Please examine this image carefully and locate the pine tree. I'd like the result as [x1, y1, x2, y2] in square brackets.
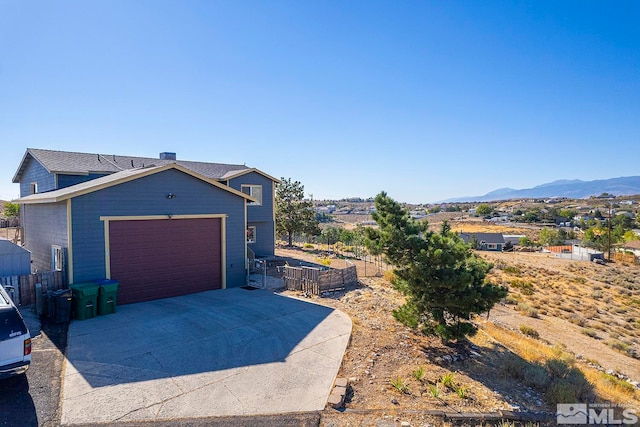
[275, 178, 320, 246]
[366, 192, 507, 341]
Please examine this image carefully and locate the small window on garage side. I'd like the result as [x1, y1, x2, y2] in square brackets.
[52, 245, 63, 271]
[247, 226, 256, 244]
[241, 185, 262, 206]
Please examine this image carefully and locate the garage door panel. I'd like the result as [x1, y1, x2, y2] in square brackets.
[109, 218, 222, 304]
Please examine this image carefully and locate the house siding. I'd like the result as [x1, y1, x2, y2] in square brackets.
[228, 172, 275, 257]
[69, 169, 247, 287]
[19, 159, 56, 197]
[57, 173, 110, 190]
[22, 202, 68, 272]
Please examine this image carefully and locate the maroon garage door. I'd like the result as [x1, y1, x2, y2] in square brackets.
[109, 218, 222, 304]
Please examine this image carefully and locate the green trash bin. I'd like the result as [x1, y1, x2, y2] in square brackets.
[96, 279, 118, 315]
[70, 283, 99, 320]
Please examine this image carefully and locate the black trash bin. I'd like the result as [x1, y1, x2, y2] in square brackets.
[54, 289, 72, 323]
[47, 289, 72, 323]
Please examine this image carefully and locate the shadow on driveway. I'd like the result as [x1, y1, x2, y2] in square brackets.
[62, 288, 351, 424]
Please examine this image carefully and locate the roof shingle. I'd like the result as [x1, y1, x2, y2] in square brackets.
[13, 148, 252, 183]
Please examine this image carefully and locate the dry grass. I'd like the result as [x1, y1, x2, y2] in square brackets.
[477, 322, 639, 405]
[483, 251, 640, 356]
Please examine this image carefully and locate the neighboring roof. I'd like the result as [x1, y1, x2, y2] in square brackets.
[12, 148, 278, 183]
[15, 164, 256, 205]
[619, 240, 640, 250]
[220, 167, 281, 184]
[459, 232, 505, 244]
[0, 239, 30, 255]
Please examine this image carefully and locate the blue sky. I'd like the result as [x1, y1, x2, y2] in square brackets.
[1, 1, 638, 203]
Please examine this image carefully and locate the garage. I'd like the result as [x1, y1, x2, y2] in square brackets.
[108, 217, 223, 304]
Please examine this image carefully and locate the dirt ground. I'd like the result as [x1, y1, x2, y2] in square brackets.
[276, 246, 548, 426]
[274, 244, 640, 427]
[0, 227, 20, 242]
[481, 251, 640, 383]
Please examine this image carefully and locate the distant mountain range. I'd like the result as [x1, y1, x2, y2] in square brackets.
[441, 176, 640, 203]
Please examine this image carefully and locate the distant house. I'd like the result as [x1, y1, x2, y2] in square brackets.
[458, 232, 505, 251]
[503, 235, 526, 246]
[12, 148, 279, 304]
[489, 215, 510, 223]
[616, 240, 640, 258]
[410, 210, 426, 219]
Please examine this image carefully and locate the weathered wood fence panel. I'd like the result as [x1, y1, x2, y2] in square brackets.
[0, 271, 66, 306]
[284, 265, 358, 296]
[614, 252, 639, 265]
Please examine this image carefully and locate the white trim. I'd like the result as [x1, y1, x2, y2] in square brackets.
[66, 199, 74, 284]
[51, 245, 63, 271]
[241, 184, 263, 206]
[17, 164, 257, 204]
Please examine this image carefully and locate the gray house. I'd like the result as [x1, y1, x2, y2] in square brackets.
[12, 148, 279, 304]
[459, 232, 505, 251]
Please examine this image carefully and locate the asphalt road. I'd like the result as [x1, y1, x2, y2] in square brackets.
[0, 316, 68, 427]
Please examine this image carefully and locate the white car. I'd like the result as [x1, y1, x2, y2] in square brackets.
[0, 285, 31, 378]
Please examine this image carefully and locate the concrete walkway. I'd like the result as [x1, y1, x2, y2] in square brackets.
[61, 288, 351, 425]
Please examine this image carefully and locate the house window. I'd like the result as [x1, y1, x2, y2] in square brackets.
[30, 182, 38, 194]
[247, 226, 256, 244]
[52, 245, 63, 271]
[241, 185, 262, 206]
[487, 243, 497, 250]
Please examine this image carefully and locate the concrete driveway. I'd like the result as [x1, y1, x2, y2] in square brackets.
[61, 288, 351, 425]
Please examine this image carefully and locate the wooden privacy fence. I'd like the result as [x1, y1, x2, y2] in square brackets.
[0, 271, 66, 306]
[614, 252, 639, 265]
[284, 265, 358, 295]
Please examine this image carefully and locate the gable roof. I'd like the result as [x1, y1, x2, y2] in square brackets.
[459, 232, 505, 244]
[13, 148, 278, 183]
[220, 167, 281, 184]
[15, 163, 256, 205]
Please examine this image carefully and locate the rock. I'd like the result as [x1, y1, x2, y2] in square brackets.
[327, 392, 344, 409]
[334, 378, 348, 388]
[391, 398, 399, 405]
[348, 376, 358, 383]
[401, 422, 411, 427]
